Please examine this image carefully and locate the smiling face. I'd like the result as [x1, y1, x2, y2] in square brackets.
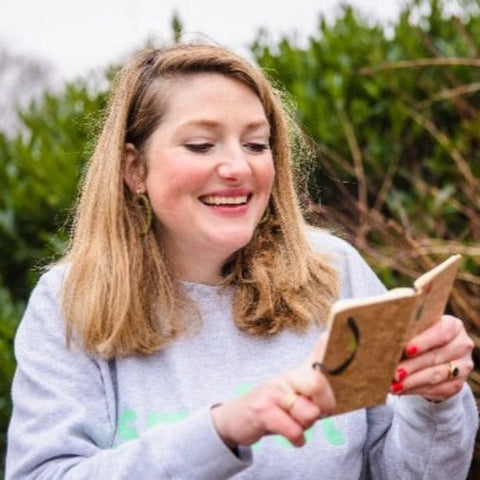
[125, 73, 275, 282]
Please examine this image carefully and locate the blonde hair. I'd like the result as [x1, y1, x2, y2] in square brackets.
[61, 42, 339, 358]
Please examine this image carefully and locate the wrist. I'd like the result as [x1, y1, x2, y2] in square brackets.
[210, 403, 238, 450]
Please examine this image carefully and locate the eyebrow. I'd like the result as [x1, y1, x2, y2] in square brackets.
[178, 119, 270, 132]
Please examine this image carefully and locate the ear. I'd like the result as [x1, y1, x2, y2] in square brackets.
[124, 143, 146, 194]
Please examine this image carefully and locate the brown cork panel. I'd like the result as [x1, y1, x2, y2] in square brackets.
[409, 254, 462, 337]
[321, 254, 461, 415]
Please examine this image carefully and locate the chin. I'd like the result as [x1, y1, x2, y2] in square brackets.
[214, 229, 256, 253]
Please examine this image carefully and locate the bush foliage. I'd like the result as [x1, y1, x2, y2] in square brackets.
[1, 0, 479, 475]
[252, 0, 480, 473]
[0, 79, 107, 470]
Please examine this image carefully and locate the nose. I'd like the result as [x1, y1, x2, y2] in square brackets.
[216, 143, 252, 181]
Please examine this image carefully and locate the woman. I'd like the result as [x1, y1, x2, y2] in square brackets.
[6, 42, 477, 479]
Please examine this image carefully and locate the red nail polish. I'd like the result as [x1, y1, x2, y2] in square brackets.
[397, 368, 408, 381]
[406, 345, 418, 357]
[391, 382, 404, 393]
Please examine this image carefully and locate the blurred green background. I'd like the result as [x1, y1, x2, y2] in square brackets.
[1, 0, 479, 476]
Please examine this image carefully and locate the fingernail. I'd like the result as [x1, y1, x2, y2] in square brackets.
[397, 368, 408, 381]
[391, 382, 404, 393]
[406, 345, 418, 357]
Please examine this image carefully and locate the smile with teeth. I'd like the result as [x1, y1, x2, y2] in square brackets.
[200, 195, 250, 206]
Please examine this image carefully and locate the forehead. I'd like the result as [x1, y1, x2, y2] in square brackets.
[160, 73, 267, 121]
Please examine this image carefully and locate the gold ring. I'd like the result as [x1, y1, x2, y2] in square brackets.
[282, 391, 298, 412]
[448, 361, 460, 379]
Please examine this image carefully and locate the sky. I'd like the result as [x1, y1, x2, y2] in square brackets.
[1, 0, 405, 81]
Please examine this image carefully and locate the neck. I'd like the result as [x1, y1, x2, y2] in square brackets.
[175, 259, 224, 285]
[157, 229, 237, 285]
[165, 245, 229, 285]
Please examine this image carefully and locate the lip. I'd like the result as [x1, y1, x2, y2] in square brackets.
[198, 188, 253, 216]
[198, 188, 252, 205]
[202, 202, 250, 217]
[199, 188, 252, 198]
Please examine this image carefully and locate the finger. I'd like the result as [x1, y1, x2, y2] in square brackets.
[398, 359, 467, 390]
[401, 378, 464, 401]
[263, 404, 307, 447]
[229, 382, 309, 447]
[397, 327, 474, 379]
[391, 357, 473, 399]
[286, 365, 336, 416]
[404, 315, 463, 358]
[287, 395, 323, 429]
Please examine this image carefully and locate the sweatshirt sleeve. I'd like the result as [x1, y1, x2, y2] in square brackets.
[311, 232, 478, 478]
[362, 386, 478, 479]
[6, 269, 252, 480]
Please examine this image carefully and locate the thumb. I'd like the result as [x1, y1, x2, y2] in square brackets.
[308, 331, 329, 364]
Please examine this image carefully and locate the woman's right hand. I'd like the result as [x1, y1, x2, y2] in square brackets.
[210, 336, 336, 449]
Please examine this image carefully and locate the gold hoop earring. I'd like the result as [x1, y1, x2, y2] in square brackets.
[136, 192, 152, 236]
[258, 206, 271, 225]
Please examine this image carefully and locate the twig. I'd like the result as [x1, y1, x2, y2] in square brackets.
[360, 57, 480, 76]
[419, 82, 480, 110]
[401, 102, 480, 207]
[336, 107, 368, 218]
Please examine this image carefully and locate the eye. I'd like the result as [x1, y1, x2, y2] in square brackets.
[184, 143, 214, 153]
[244, 142, 270, 153]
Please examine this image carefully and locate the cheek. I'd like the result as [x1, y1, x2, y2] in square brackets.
[177, 164, 213, 192]
[146, 163, 210, 200]
[258, 159, 275, 193]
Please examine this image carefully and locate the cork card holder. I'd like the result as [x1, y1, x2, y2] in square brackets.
[317, 254, 461, 415]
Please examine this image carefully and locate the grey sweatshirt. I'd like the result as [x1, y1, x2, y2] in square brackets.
[6, 231, 478, 479]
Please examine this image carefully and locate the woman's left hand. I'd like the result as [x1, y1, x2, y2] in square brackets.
[391, 315, 474, 401]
